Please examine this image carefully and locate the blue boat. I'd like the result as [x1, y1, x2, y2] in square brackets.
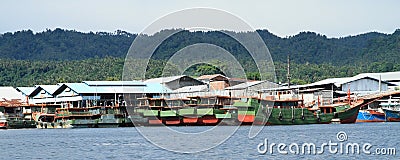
[356, 110, 385, 122]
[382, 108, 400, 122]
[381, 101, 400, 122]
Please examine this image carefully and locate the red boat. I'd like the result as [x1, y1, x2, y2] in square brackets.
[0, 112, 8, 129]
[368, 109, 385, 116]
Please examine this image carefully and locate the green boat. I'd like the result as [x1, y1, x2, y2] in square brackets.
[239, 98, 363, 125]
[329, 100, 364, 124]
[7, 117, 36, 129]
[53, 108, 97, 128]
[233, 98, 259, 124]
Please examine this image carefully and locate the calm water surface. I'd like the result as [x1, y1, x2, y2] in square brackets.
[1, 123, 399, 160]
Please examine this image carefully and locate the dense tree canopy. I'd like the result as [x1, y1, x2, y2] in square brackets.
[0, 28, 399, 87]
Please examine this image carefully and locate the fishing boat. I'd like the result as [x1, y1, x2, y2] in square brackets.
[264, 98, 335, 125]
[35, 107, 98, 129]
[382, 108, 400, 122]
[187, 96, 234, 125]
[89, 106, 124, 128]
[356, 109, 385, 122]
[179, 107, 198, 124]
[7, 117, 36, 129]
[33, 104, 68, 129]
[0, 112, 7, 129]
[381, 101, 400, 122]
[133, 97, 165, 125]
[161, 98, 190, 125]
[97, 114, 120, 128]
[218, 105, 238, 126]
[0, 105, 38, 129]
[232, 97, 258, 124]
[62, 108, 97, 128]
[34, 112, 58, 129]
[326, 100, 364, 124]
[238, 97, 363, 125]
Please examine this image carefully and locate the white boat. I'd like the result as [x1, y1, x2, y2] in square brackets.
[34, 113, 72, 129]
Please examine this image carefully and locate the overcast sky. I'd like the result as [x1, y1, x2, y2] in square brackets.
[1, 0, 399, 37]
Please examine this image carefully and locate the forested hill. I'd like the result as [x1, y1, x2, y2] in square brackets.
[1, 28, 400, 64]
[0, 29, 135, 60]
[0, 28, 399, 86]
[0, 28, 400, 65]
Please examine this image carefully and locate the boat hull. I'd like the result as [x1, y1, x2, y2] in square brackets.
[383, 108, 400, 122]
[238, 114, 255, 123]
[182, 117, 198, 124]
[356, 110, 385, 122]
[69, 119, 97, 128]
[148, 119, 163, 125]
[98, 114, 121, 128]
[266, 108, 334, 125]
[97, 123, 119, 128]
[0, 112, 8, 129]
[200, 115, 219, 124]
[36, 121, 72, 129]
[163, 117, 181, 125]
[0, 122, 7, 129]
[7, 120, 36, 129]
[335, 104, 361, 124]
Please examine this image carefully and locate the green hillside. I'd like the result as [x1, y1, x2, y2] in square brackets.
[0, 28, 399, 86]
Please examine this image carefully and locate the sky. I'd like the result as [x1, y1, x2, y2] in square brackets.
[1, 0, 400, 38]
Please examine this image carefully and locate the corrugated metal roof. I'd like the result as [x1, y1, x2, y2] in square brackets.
[59, 82, 171, 94]
[197, 74, 228, 81]
[261, 75, 397, 92]
[226, 81, 276, 90]
[307, 75, 396, 87]
[83, 81, 144, 86]
[356, 72, 400, 82]
[58, 83, 91, 94]
[144, 75, 186, 83]
[0, 87, 26, 101]
[391, 82, 400, 86]
[144, 83, 172, 93]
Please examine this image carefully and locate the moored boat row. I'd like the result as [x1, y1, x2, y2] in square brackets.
[129, 94, 364, 126]
[2, 90, 400, 129]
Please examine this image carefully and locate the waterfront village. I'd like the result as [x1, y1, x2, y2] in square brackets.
[1, 71, 400, 129]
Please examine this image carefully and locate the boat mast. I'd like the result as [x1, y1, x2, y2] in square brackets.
[287, 54, 291, 89]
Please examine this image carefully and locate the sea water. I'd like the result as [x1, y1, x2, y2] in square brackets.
[1, 123, 398, 159]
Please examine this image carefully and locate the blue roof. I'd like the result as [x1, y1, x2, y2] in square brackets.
[144, 83, 172, 93]
[60, 83, 102, 94]
[59, 82, 171, 94]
